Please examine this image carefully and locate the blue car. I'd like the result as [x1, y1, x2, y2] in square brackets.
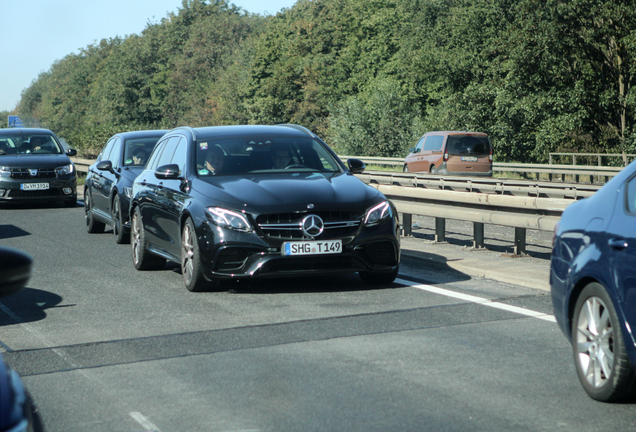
[0, 247, 43, 431]
[551, 161, 636, 402]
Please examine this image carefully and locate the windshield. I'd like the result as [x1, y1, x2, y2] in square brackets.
[0, 133, 64, 155]
[123, 137, 162, 167]
[195, 136, 342, 176]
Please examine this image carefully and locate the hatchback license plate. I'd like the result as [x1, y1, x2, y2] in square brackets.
[461, 156, 478, 162]
[20, 183, 49, 191]
[283, 240, 342, 256]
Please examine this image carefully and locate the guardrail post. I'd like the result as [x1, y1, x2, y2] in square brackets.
[514, 228, 527, 255]
[473, 223, 485, 249]
[435, 218, 446, 242]
[402, 213, 412, 236]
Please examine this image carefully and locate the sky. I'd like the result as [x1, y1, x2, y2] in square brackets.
[0, 0, 297, 113]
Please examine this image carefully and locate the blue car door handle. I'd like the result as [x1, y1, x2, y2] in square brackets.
[609, 238, 629, 250]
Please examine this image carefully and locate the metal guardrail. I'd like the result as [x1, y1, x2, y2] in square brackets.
[356, 171, 597, 255]
[340, 155, 623, 183]
[71, 157, 93, 174]
[549, 152, 636, 167]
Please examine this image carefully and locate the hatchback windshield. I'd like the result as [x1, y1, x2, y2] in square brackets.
[0, 134, 63, 155]
[195, 135, 342, 176]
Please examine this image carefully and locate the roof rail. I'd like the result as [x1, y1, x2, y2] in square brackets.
[276, 123, 315, 137]
[171, 126, 198, 138]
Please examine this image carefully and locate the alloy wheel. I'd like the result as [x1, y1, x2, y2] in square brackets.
[182, 223, 195, 286]
[132, 211, 141, 265]
[575, 295, 614, 388]
[113, 198, 121, 238]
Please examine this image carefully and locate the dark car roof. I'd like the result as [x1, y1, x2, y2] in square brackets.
[174, 125, 315, 141]
[114, 130, 168, 140]
[0, 127, 58, 136]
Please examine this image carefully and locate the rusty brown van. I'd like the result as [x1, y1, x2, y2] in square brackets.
[403, 131, 492, 176]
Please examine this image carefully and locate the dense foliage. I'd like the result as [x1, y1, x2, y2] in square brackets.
[13, 0, 636, 162]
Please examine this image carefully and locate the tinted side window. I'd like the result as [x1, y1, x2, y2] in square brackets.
[157, 136, 181, 168]
[110, 137, 122, 169]
[147, 139, 167, 171]
[170, 138, 187, 175]
[423, 136, 444, 151]
[97, 138, 116, 162]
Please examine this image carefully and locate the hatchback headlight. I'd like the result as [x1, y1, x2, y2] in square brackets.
[56, 164, 74, 175]
[206, 207, 252, 232]
[364, 201, 392, 226]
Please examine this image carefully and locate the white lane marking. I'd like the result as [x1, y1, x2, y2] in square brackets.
[130, 411, 161, 431]
[396, 278, 557, 323]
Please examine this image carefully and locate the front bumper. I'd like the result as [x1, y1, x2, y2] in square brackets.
[0, 178, 77, 203]
[197, 217, 400, 281]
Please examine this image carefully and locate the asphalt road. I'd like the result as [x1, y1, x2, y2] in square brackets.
[0, 201, 634, 432]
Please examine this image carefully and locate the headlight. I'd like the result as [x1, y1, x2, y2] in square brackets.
[124, 187, 133, 199]
[364, 201, 392, 226]
[0, 167, 9, 178]
[206, 207, 252, 232]
[56, 164, 74, 175]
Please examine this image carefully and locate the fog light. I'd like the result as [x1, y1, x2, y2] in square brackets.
[63, 188, 72, 194]
[0, 189, 5, 196]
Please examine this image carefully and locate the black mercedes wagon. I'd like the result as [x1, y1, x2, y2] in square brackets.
[130, 124, 401, 291]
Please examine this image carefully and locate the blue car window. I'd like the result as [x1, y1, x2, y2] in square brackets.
[626, 175, 636, 214]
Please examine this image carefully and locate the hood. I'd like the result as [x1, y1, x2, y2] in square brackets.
[193, 172, 381, 213]
[0, 153, 72, 168]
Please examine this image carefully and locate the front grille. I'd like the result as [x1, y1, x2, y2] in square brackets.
[10, 168, 57, 179]
[8, 189, 62, 198]
[256, 211, 363, 240]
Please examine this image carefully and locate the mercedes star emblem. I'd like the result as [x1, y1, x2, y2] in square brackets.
[301, 215, 324, 237]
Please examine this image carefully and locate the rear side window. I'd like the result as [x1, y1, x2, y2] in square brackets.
[446, 135, 490, 155]
[423, 136, 444, 151]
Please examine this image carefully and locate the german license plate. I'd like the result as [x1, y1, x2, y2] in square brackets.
[283, 240, 342, 256]
[461, 156, 478, 162]
[21, 183, 49, 191]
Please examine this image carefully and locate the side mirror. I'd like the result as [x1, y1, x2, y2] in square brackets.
[155, 164, 181, 180]
[96, 160, 114, 173]
[409, 147, 417, 153]
[66, 148, 77, 157]
[347, 158, 365, 174]
[0, 247, 33, 297]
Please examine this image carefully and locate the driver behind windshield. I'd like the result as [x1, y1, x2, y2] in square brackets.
[271, 148, 292, 169]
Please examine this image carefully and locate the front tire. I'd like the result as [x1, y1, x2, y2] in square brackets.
[430, 165, 437, 175]
[572, 282, 636, 402]
[181, 218, 211, 292]
[402, 165, 409, 173]
[85, 190, 105, 233]
[131, 207, 165, 270]
[112, 194, 129, 244]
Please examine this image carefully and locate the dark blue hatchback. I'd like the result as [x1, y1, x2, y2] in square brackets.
[551, 160, 636, 402]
